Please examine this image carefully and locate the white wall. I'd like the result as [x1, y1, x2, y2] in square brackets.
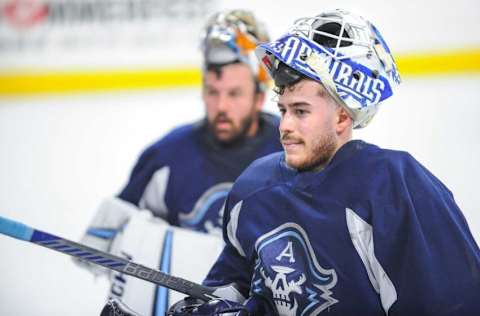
[0, 89, 205, 316]
[0, 0, 479, 315]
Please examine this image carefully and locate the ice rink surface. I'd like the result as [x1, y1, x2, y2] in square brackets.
[0, 75, 479, 315]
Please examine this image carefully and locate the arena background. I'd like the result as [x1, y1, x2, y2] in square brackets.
[0, 0, 479, 315]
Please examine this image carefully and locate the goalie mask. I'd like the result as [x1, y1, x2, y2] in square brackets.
[201, 9, 270, 91]
[256, 9, 401, 128]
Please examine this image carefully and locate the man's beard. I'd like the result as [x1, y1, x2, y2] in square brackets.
[284, 130, 337, 172]
[209, 112, 255, 145]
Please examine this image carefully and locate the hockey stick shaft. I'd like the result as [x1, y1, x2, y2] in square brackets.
[0, 215, 219, 302]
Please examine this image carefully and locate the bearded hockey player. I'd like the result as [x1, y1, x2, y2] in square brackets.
[112, 9, 281, 236]
[76, 9, 282, 316]
[167, 8, 480, 316]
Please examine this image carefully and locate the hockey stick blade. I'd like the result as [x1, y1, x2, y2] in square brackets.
[0, 215, 219, 302]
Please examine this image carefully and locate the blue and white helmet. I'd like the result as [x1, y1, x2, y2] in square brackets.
[256, 9, 401, 128]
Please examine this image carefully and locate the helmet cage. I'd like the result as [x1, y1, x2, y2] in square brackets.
[292, 15, 371, 61]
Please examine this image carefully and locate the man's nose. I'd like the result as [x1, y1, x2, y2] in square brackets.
[279, 112, 294, 134]
[216, 93, 231, 112]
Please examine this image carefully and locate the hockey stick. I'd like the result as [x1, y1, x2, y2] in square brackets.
[0, 215, 219, 302]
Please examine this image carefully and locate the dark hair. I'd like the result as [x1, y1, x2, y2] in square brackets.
[271, 62, 309, 95]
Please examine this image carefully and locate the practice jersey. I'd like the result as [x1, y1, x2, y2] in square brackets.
[118, 113, 282, 235]
[204, 140, 480, 315]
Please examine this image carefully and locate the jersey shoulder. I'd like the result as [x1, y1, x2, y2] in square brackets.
[229, 152, 285, 200]
[346, 141, 453, 199]
[147, 123, 198, 152]
[138, 122, 200, 165]
[347, 141, 421, 175]
[370, 145, 441, 184]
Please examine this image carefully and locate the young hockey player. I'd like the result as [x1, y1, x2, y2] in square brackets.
[167, 8, 480, 316]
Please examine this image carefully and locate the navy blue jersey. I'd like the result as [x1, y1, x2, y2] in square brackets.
[204, 140, 480, 315]
[118, 113, 282, 234]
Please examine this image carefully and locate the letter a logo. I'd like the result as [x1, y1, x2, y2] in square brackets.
[276, 241, 295, 263]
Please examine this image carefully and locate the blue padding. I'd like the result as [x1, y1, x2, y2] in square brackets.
[86, 228, 117, 239]
[155, 229, 174, 316]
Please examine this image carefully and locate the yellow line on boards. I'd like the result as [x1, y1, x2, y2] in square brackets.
[396, 48, 480, 76]
[0, 48, 479, 96]
[0, 68, 201, 96]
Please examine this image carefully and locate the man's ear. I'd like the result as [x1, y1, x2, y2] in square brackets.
[336, 106, 352, 134]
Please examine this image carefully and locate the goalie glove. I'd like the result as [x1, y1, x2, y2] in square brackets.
[167, 297, 250, 316]
[73, 197, 138, 276]
[100, 298, 143, 316]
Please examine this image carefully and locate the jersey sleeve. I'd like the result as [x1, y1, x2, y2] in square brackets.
[203, 196, 253, 300]
[203, 154, 283, 302]
[118, 144, 170, 219]
[347, 153, 480, 315]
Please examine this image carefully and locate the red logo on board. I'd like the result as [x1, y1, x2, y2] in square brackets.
[2, 0, 48, 28]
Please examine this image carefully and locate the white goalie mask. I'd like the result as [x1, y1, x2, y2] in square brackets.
[201, 9, 270, 91]
[256, 9, 401, 128]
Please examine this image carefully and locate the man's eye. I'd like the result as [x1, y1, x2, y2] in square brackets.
[229, 90, 242, 97]
[295, 109, 307, 116]
[207, 89, 218, 96]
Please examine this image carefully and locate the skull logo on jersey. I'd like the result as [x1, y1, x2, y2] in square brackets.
[252, 223, 338, 315]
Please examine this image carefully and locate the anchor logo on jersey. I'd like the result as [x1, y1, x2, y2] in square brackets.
[178, 182, 232, 235]
[252, 223, 338, 315]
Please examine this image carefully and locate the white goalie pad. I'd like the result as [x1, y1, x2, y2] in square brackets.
[74, 197, 139, 276]
[107, 210, 224, 316]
